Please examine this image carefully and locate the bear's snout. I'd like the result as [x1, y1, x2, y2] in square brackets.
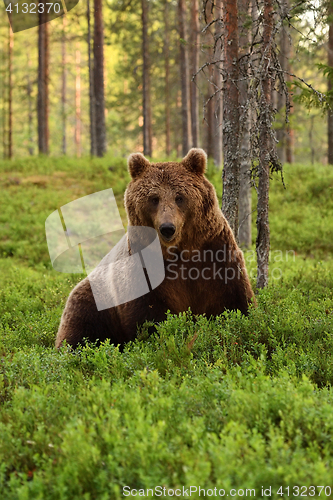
[159, 223, 176, 242]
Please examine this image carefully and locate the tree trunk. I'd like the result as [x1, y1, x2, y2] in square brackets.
[238, 0, 252, 248]
[38, 9, 49, 155]
[276, 20, 287, 164]
[329, 7, 333, 164]
[142, 0, 152, 157]
[285, 20, 295, 163]
[285, 97, 294, 163]
[2, 39, 7, 159]
[206, 88, 214, 158]
[221, 0, 240, 237]
[178, 0, 192, 155]
[204, 1, 214, 158]
[75, 44, 81, 158]
[277, 0, 294, 164]
[256, 0, 273, 289]
[8, 22, 13, 159]
[87, 0, 97, 156]
[61, 15, 67, 155]
[164, 0, 171, 156]
[176, 90, 182, 156]
[190, 0, 200, 147]
[26, 50, 34, 156]
[212, 0, 223, 168]
[309, 114, 315, 165]
[93, 0, 106, 157]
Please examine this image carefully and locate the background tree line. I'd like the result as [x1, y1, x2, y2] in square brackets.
[0, 0, 332, 287]
[1, 0, 331, 163]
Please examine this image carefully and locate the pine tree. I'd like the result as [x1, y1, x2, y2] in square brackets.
[256, 0, 273, 288]
[328, 0, 333, 164]
[238, 0, 252, 248]
[141, 0, 152, 156]
[221, 0, 240, 237]
[37, 11, 49, 155]
[8, 21, 13, 159]
[93, 0, 106, 156]
[178, 0, 192, 155]
[190, 0, 200, 147]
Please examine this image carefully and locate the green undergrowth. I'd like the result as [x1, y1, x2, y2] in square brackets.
[268, 163, 333, 255]
[1, 156, 333, 498]
[0, 155, 129, 266]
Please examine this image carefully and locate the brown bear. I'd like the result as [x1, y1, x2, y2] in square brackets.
[55, 148, 255, 349]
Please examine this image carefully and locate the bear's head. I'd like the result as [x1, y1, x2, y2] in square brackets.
[124, 148, 223, 253]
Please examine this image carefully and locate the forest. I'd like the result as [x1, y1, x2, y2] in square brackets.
[1, 0, 331, 163]
[1, 0, 333, 497]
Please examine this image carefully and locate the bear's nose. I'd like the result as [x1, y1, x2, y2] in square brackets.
[159, 223, 176, 241]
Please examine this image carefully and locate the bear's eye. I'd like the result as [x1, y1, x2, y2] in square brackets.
[176, 195, 184, 205]
[150, 196, 159, 206]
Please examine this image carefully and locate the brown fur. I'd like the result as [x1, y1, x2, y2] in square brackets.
[55, 148, 255, 349]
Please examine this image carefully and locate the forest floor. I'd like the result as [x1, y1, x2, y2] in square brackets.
[1, 156, 333, 499]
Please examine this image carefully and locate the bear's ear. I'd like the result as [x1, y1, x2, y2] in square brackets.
[128, 153, 150, 179]
[182, 148, 207, 175]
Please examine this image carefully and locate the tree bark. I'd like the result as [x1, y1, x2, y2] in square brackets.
[93, 0, 106, 157]
[256, 0, 273, 289]
[329, 4, 333, 164]
[164, 0, 171, 156]
[176, 90, 182, 156]
[2, 38, 7, 159]
[75, 44, 81, 158]
[8, 22, 13, 159]
[142, 0, 153, 157]
[222, 0, 240, 237]
[203, 1, 214, 158]
[238, 0, 252, 248]
[38, 8, 49, 155]
[190, 0, 200, 147]
[212, 0, 223, 168]
[277, 0, 294, 164]
[206, 87, 214, 158]
[276, 19, 287, 164]
[87, 0, 97, 156]
[61, 15, 67, 155]
[178, 0, 192, 155]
